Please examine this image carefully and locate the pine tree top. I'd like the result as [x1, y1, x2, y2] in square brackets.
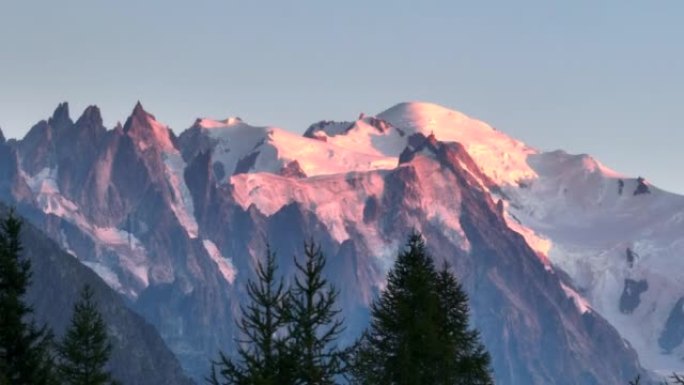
[58, 284, 114, 385]
[353, 232, 494, 385]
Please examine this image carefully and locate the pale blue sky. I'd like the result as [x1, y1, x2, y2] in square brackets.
[1, 1, 682, 192]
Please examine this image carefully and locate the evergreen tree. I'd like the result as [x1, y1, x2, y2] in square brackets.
[286, 241, 345, 385]
[0, 210, 56, 385]
[57, 284, 115, 385]
[435, 264, 492, 385]
[209, 246, 289, 385]
[350, 232, 493, 385]
[345, 331, 380, 385]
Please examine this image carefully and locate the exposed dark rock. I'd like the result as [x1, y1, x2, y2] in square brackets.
[279, 160, 307, 178]
[363, 195, 379, 223]
[48, 101, 73, 131]
[626, 248, 638, 268]
[619, 279, 648, 314]
[406, 132, 428, 149]
[517, 179, 531, 189]
[302, 121, 326, 139]
[659, 297, 684, 353]
[177, 124, 216, 161]
[250, 137, 266, 151]
[302, 120, 354, 139]
[54, 105, 108, 203]
[234, 151, 260, 175]
[398, 132, 439, 164]
[18, 120, 55, 175]
[212, 161, 225, 182]
[496, 199, 505, 215]
[184, 150, 217, 226]
[366, 116, 392, 133]
[303, 116, 392, 138]
[634, 177, 651, 195]
[75, 105, 104, 128]
[0, 137, 18, 201]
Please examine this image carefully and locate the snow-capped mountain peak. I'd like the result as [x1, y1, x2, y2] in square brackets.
[378, 101, 538, 186]
[301, 102, 538, 187]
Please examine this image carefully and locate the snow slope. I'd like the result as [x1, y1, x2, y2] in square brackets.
[194, 117, 395, 179]
[20, 165, 150, 297]
[507, 150, 684, 371]
[199, 102, 536, 184]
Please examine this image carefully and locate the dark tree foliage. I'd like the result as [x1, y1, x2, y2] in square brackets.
[58, 284, 116, 385]
[209, 246, 289, 385]
[349, 232, 493, 385]
[629, 373, 684, 385]
[0, 210, 56, 385]
[285, 241, 346, 385]
[435, 264, 493, 385]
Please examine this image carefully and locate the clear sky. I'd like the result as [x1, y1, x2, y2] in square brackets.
[1, 1, 682, 192]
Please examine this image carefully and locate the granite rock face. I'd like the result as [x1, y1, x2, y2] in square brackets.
[659, 297, 684, 354]
[620, 279, 649, 314]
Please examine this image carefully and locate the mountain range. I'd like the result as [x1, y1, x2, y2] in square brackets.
[1, 101, 682, 384]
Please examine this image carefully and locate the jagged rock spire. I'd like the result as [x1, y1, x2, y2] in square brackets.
[49, 102, 73, 129]
[123, 101, 174, 151]
[131, 100, 157, 121]
[124, 101, 148, 133]
[133, 100, 145, 115]
[75, 105, 104, 128]
[125, 101, 157, 132]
